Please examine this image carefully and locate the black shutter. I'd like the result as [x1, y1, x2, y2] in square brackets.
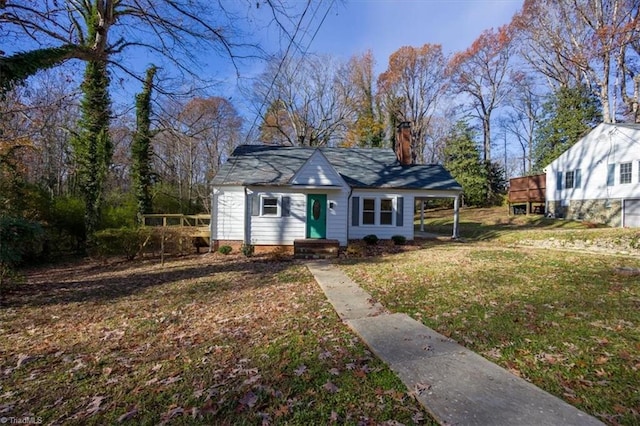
[575, 169, 581, 188]
[282, 196, 291, 217]
[556, 172, 563, 190]
[396, 196, 404, 227]
[251, 194, 260, 216]
[351, 197, 360, 226]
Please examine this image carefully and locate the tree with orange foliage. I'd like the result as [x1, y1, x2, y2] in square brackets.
[448, 25, 515, 163]
[342, 51, 385, 148]
[378, 44, 448, 163]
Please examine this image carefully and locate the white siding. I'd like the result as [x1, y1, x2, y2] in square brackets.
[212, 186, 245, 240]
[348, 190, 415, 240]
[249, 190, 306, 245]
[291, 151, 346, 186]
[546, 123, 640, 202]
[325, 189, 349, 246]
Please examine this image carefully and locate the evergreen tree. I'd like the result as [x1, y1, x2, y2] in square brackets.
[533, 85, 602, 171]
[131, 66, 157, 223]
[444, 121, 487, 207]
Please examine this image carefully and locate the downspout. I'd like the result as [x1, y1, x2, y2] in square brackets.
[346, 186, 353, 244]
[452, 194, 460, 239]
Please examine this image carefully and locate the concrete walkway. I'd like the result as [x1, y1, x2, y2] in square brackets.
[306, 261, 604, 426]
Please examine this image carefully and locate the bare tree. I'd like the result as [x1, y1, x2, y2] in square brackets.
[514, 0, 640, 123]
[377, 44, 448, 164]
[448, 26, 515, 163]
[501, 73, 543, 176]
[254, 54, 353, 147]
[154, 97, 242, 212]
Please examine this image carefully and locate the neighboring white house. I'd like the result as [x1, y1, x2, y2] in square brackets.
[210, 129, 462, 249]
[545, 122, 640, 227]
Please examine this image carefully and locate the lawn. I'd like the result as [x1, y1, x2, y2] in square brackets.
[338, 208, 640, 425]
[0, 254, 432, 425]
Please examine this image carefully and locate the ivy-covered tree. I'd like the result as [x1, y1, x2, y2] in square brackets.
[70, 57, 111, 246]
[131, 66, 157, 224]
[443, 121, 488, 207]
[533, 85, 602, 171]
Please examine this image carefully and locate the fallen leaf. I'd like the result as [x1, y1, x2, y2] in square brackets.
[414, 382, 431, 395]
[117, 407, 138, 422]
[323, 381, 339, 394]
[239, 391, 258, 408]
[274, 404, 289, 417]
[85, 395, 106, 417]
[16, 354, 36, 368]
[293, 365, 307, 376]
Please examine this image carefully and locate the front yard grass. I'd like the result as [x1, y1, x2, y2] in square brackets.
[0, 254, 432, 425]
[338, 242, 640, 425]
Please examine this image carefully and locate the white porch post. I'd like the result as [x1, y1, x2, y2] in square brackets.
[452, 195, 460, 239]
[244, 187, 252, 245]
[420, 199, 425, 231]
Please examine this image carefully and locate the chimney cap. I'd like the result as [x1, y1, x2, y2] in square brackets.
[398, 121, 411, 128]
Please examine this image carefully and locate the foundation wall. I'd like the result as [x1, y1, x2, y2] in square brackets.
[547, 199, 622, 227]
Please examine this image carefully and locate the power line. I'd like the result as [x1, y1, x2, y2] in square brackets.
[243, 0, 335, 145]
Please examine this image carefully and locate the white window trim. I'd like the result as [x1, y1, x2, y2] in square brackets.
[260, 195, 281, 217]
[360, 196, 396, 226]
[620, 162, 632, 185]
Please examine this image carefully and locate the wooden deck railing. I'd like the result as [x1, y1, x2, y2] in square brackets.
[141, 214, 211, 241]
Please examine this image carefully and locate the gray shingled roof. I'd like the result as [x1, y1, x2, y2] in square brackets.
[212, 145, 462, 191]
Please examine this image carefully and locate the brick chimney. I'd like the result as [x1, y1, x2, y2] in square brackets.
[395, 122, 412, 165]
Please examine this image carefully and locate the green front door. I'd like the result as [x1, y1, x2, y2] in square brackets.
[306, 194, 327, 239]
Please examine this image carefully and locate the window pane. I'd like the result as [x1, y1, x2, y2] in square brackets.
[380, 212, 393, 225]
[380, 199, 393, 211]
[380, 199, 393, 225]
[363, 211, 375, 225]
[620, 162, 632, 184]
[565, 171, 574, 189]
[363, 199, 375, 210]
[262, 197, 278, 215]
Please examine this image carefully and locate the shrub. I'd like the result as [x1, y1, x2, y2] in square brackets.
[100, 195, 137, 229]
[391, 235, 407, 245]
[345, 244, 364, 258]
[93, 227, 152, 260]
[363, 234, 378, 245]
[240, 243, 255, 257]
[47, 196, 86, 251]
[218, 245, 232, 255]
[0, 216, 45, 290]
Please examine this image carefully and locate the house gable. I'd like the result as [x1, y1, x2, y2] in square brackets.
[290, 150, 347, 188]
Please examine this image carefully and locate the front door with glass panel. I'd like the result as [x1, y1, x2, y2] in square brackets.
[306, 194, 327, 239]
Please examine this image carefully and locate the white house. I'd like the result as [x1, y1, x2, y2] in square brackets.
[210, 125, 463, 250]
[545, 122, 640, 227]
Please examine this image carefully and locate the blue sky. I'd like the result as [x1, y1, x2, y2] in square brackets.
[220, 0, 524, 129]
[311, 0, 523, 69]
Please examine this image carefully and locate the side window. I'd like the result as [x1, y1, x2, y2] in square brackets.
[565, 170, 575, 189]
[261, 196, 279, 216]
[380, 199, 394, 225]
[607, 164, 615, 186]
[362, 198, 375, 225]
[620, 162, 632, 184]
